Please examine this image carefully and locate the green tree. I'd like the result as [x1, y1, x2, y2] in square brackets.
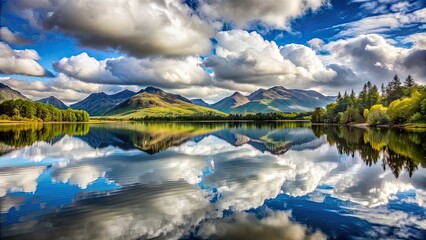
[404, 75, 416, 89]
[311, 107, 326, 123]
[385, 75, 404, 105]
[367, 104, 390, 125]
[387, 90, 421, 124]
[341, 106, 363, 124]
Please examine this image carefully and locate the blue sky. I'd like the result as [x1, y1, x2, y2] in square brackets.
[0, 0, 425, 103]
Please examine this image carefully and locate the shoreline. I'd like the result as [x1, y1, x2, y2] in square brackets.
[311, 122, 426, 129]
[0, 119, 425, 129]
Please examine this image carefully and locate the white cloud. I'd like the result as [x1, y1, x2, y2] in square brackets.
[401, 32, 426, 49]
[53, 52, 211, 89]
[197, 210, 326, 240]
[51, 165, 106, 189]
[199, 0, 329, 30]
[0, 42, 51, 76]
[205, 30, 357, 94]
[21, 182, 211, 240]
[307, 38, 325, 50]
[390, 1, 411, 12]
[0, 165, 45, 197]
[335, 7, 426, 37]
[205, 30, 298, 91]
[7, 0, 213, 57]
[2, 136, 115, 164]
[324, 34, 426, 87]
[0, 27, 32, 45]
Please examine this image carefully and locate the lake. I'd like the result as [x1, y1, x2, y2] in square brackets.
[0, 122, 425, 239]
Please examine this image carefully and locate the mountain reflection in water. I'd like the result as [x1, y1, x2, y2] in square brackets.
[0, 122, 425, 239]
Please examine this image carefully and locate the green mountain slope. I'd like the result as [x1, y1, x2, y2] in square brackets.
[0, 83, 29, 102]
[211, 86, 335, 113]
[211, 92, 250, 112]
[70, 90, 136, 116]
[105, 87, 226, 118]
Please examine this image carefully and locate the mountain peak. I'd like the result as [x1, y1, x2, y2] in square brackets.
[111, 89, 136, 99]
[36, 96, 68, 109]
[212, 91, 250, 111]
[143, 86, 164, 94]
[270, 86, 287, 91]
[191, 98, 210, 107]
[93, 92, 107, 97]
[231, 92, 244, 97]
[0, 82, 29, 102]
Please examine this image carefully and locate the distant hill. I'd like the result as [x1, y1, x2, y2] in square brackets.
[70, 89, 136, 116]
[36, 96, 68, 109]
[191, 99, 210, 108]
[210, 86, 335, 113]
[211, 92, 250, 112]
[106, 87, 225, 118]
[0, 82, 29, 102]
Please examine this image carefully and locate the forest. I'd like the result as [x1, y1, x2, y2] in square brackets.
[311, 75, 426, 126]
[127, 111, 311, 121]
[0, 99, 90, 122]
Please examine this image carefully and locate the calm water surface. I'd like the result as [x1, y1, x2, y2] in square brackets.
[0, 122, 425, 239]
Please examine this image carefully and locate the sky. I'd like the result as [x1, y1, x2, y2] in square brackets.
[0, 0, 425, 104]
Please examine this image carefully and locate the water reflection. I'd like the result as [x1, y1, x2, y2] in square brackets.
[0, 122, 425, 239]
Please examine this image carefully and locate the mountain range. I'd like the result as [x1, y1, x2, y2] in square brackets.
[0, 83, 29, 102]
[191, 86, 335, 113]
[36, 96, 69, 109]
[105, 87, 224, 118]
[0, 82, 335, 117]
[70, 90, 136, 116]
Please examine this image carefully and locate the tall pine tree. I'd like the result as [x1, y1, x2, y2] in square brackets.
[404, 75, 415, 88]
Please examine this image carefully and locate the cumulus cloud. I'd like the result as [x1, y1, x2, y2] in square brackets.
[13, 182, 211, 240]
[324, 34, 426, 87]
[205, 30, 357, 93]
[0, 42, 52, 76]
[307, 38, 325, 50]
[205, 30, 298, 91]
[3, 136, 115, 163]
[0, 27, 33, 45]
[0, 165, 45, 197]
[199, 0, 329, 30]
[401, 32, 426, 49]
[197, 210, 326, 240]
[7, 0, 213, 57]
[51, 165, 106, 189]
[53, 52, 211, 89]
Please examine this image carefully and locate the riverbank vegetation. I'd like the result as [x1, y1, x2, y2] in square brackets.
[0, 99, 89, 122]
[312, 75, 426, 126]
[96, 112, 311, 121]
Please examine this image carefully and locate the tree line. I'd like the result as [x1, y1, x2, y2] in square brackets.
[311, 75, 426, 125]
[0, 99, 90, 122]
[122, 112, 311, 121]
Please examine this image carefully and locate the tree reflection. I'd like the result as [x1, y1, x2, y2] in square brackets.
[312, 125, 426, 178]
[0, 123, 90, 154]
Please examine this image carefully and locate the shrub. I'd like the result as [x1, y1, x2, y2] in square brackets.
[387, 91, 421, 124]
[367, 104, 390, 125]
[340, 106, 363, 124]
[409, 112, 423, 123]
